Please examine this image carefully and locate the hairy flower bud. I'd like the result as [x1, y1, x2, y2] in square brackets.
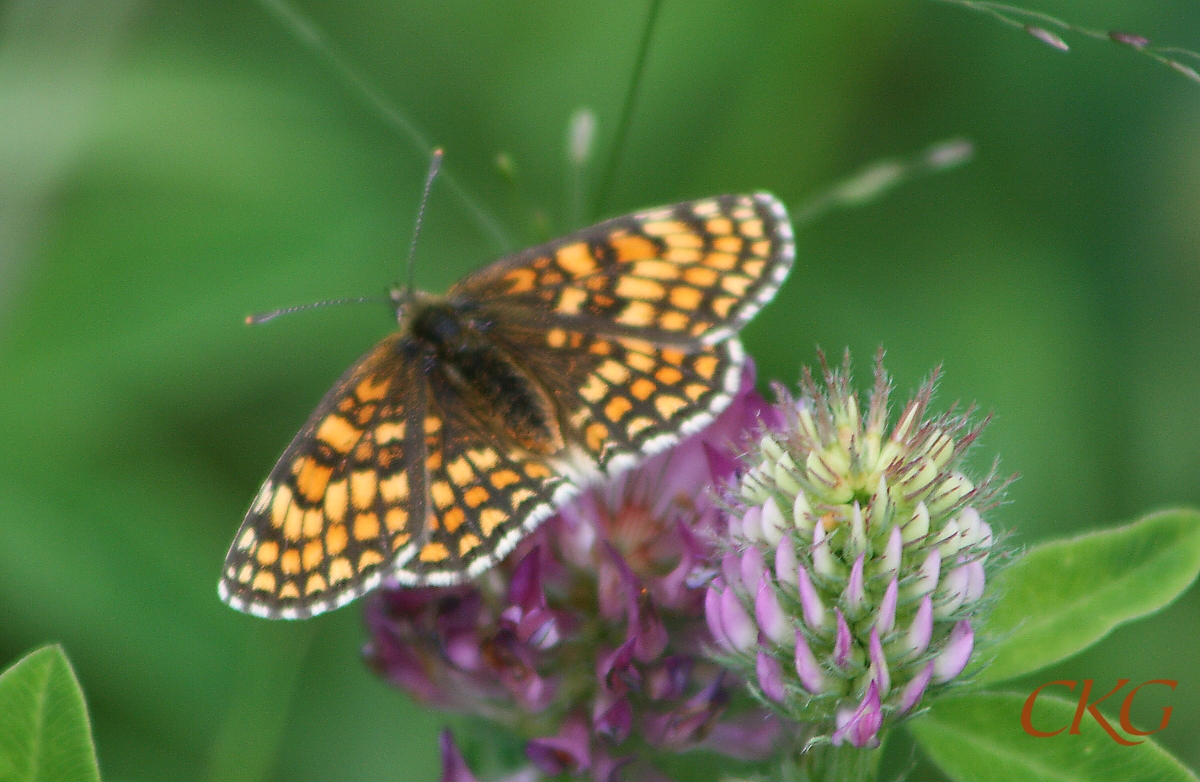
[704, 352, 1003, 749]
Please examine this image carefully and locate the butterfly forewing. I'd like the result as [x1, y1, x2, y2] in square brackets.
[454, 193, 793, 346]
[221, 193, 795, 618]
[220, 335, 429, 618]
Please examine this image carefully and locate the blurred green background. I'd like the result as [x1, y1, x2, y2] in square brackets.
[1, 0, 1198, 780]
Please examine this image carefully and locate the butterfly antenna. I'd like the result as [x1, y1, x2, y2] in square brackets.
[401, 148, 443, 302]
[246, 296, 389, 325]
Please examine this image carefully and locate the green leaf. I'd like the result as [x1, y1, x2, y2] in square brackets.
[908, 691, 1198, 782]
[978, 508, 1200, 684]
[0, 645, 101, 782]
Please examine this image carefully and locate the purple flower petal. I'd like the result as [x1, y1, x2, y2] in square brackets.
[900, 661, 935, 713]
[831, 681, 883, 748]
[516, 606, 560, 650]
[701, 712, 785, 760]
[439, 729, 479, 782]
[868, 627, 890, 696]
[703, 442, 739, 484]
[844, 553, 865, 612]
[602, 543, 639, 617]
[442, 632, 484, 672]
[796, 565, 826, 630]
[936, 563, 970, 617]
[597, 556, 626, 622]
[526, 712, 591, 775]
[436, 592, 486, 670]
[363, 625, 442, 703]
[740, 360, 785, 427]
[631, 588, 669, 662]
[642, 674, 729, 749]
[721, 552, 741, 592]
[649, 521, 704, 609]
[755, 574, 792, 647]
[876, 578, 898, 636]
[596, 639, 640, 695]
[506, 548, 545, 615]
[774, 538, 798, 589]
[720, 589, 757, 653]
[592, 691, 633, 743]
[964, 560, 986, 604]
[704, 584, 732, 651]
[933, 620, 974, 683]
[756, 649, 786, 702]
[904, 596, 934, 657]
[377, 585, 445, 616]
[740, 546, 766, 594]
[794, 629, 826, 693]
[833, 609, 852, 668]
[486, 630, 556, 711]
[645, 655, 692, 700]
[589, 750, 634, 782]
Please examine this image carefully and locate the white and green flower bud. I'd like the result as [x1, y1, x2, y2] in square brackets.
[902, 501, 930, 544]
[760, 496, 788, 546]
[792, 489, 815, 535]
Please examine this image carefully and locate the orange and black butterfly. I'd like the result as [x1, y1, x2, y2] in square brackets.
[220, 193, 794, 618]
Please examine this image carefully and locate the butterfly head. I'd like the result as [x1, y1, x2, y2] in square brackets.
[390, 286, 449, 332]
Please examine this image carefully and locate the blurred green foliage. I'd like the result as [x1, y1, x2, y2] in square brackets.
[0, 0, 1197, 780]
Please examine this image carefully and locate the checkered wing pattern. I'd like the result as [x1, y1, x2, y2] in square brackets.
[453, 193, 794, 346]
[392, 384, 575, 585]
[222, 193, 795, 617]
[391, 330, 743, 586]
[221, 333, 580, 614]
[483, 323, 745, 472]
[220, 335, 429, 618]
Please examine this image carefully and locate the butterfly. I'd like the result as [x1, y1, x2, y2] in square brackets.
[219, 193, 795, 618]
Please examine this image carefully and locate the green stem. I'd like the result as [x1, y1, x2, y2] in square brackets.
[784, 742, 884, 782]
[592, 0, 665, 216]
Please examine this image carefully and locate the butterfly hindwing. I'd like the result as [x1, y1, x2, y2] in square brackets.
[481, 319, 745, 473]
[392, 381, 576, 585]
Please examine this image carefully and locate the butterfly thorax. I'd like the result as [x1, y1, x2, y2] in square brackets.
[399, 292, 563, 457]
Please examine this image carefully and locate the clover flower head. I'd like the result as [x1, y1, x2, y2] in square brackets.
[705, 351, 1002, 749]
[365, 366, 783, 780]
